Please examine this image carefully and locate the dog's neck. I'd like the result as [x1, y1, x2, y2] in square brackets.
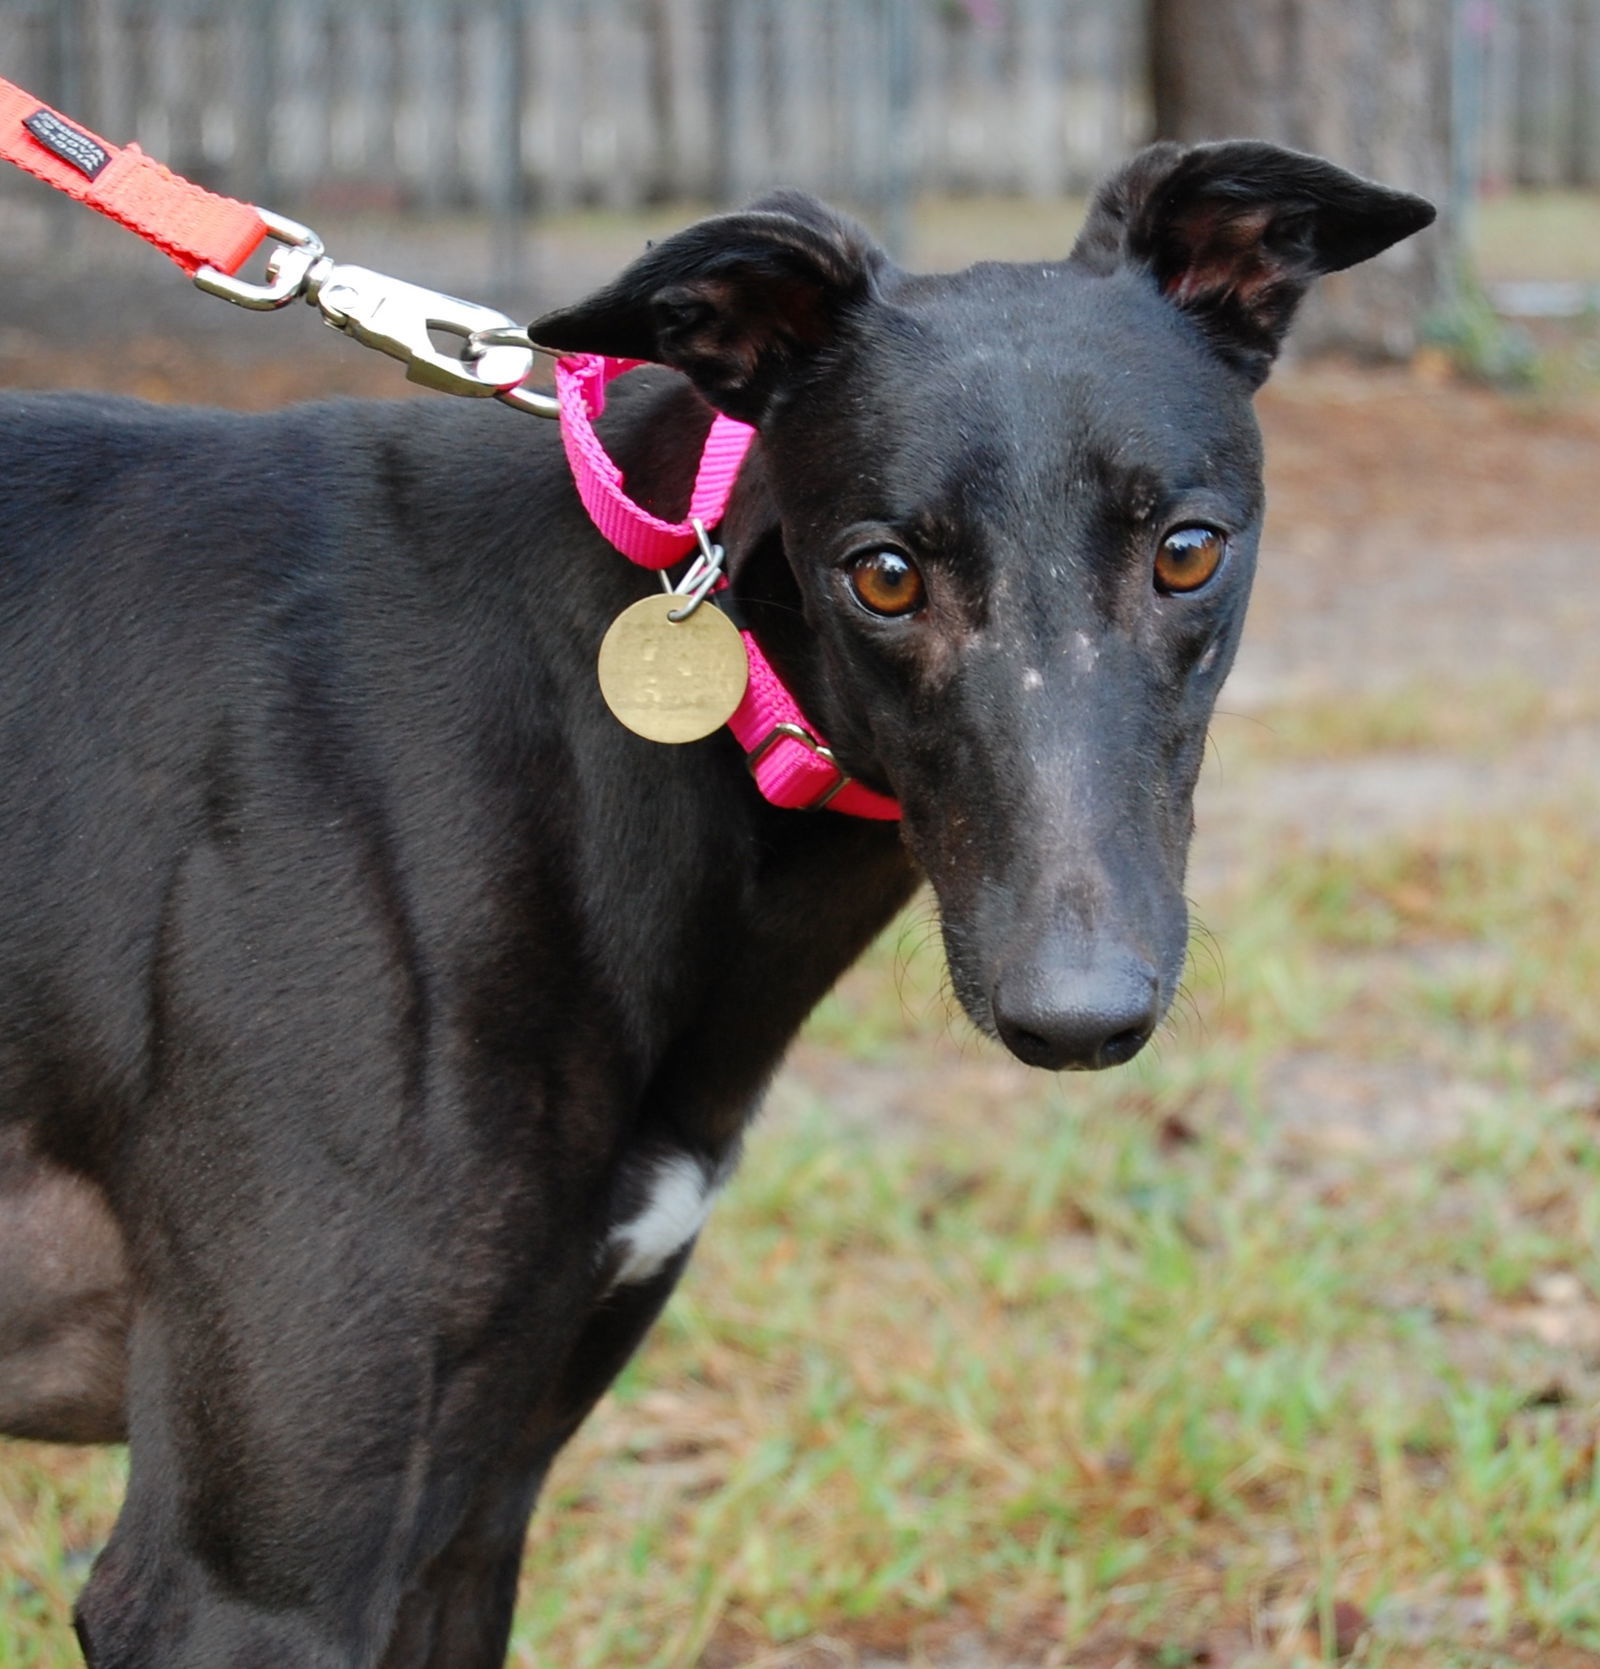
[566, 368, 900, 811]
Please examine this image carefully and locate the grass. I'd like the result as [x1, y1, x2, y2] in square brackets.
[1210, 674, 1582, 767]
[6, 758, 1596, 1667]
[498, 801, 1600, 1666]
[316, 184, 1600, 291]
[1472, 192, 1600, 287]
[522, 186, 1600, 282]
[0, 1447, 124, 1654]
[531, 786, 1600, 1665]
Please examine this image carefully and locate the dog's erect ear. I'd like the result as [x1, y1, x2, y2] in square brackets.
[529, 192, 886, 425]
[1070, 140, 1436, 387]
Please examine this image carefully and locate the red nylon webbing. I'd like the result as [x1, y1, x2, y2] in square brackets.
[0, 78, 266, 277]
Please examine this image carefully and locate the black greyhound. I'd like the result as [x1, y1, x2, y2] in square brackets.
[0, 141, 1431, 1667]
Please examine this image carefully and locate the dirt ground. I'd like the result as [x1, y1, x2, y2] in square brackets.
[1203, 368, 1600, 875]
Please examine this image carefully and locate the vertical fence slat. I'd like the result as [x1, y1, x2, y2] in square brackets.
[1018, 0, 1064, 198]
[396, 0, 449, 210]
[968, 4, 1010, 195]
[1481, 0, 1516, 189]
[720, 0, 766, 202]
[848, 0, 891, 210]
[576, 0, 611, 202]
[459, 3, 501, 205]
[1568, 0, 1600, 186]
[224, 0, 276, 206]
[529, 0, 580, 209]
[773, 0, 826, 203]
[606, 0, 655, 209]
[659, 0, 713, 200]
[271, 0, 321, 204]
[85, 0, 130, 140]
[0, 10, 32, 98]
[343, 7, 392, 192]
[1513, 0, 1558, 186]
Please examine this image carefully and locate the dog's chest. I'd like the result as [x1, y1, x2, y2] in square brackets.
[604, 1151, 725, 1288]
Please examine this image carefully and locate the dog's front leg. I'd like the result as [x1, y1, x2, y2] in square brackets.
[73, 1184, 606, 1669]
[62, 842, 624, 1668]
[376, 1453, 554, 1669]
[376, 1263, 690, 1669]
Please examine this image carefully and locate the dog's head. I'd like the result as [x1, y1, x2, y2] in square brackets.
[532, 142, 1434, 1071]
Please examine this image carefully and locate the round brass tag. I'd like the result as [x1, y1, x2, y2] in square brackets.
[596, 594, 749, 744]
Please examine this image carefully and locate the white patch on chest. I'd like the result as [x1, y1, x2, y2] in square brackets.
[607, 1153, 719, 1287]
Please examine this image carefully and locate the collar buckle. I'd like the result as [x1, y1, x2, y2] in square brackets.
[745, 723, 851, 812]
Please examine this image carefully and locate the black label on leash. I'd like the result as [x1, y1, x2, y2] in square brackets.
[24, 109, 110, 180]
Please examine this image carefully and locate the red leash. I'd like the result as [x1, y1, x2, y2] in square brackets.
[0, 76, 900, 821]
[0, 79, 265, 278]
[0, 74, 553, 407]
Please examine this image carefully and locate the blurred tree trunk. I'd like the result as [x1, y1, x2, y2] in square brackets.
[1147, 0, 1451, 359]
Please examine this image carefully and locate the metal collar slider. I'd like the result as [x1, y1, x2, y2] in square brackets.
[194, 209, 559, 417]
[744, 724, 851, 812]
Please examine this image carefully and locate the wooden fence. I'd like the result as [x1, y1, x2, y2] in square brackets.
[1, 0, 1597, 219]
[1469, 0, 1600, 187]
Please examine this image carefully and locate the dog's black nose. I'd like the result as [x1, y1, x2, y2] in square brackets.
[992, 953, 1161, 1071]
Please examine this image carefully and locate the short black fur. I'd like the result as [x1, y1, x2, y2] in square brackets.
[0, 141, 1432, 1667]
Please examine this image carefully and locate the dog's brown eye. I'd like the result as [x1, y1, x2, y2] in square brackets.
[849, 550, 925, 617]
[1154, 525, 1227, 594]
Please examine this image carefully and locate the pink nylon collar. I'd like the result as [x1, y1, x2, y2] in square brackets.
[556, 355, 900, 821]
